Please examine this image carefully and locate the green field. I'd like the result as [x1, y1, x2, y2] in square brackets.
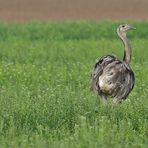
[0, 21, 147, 147]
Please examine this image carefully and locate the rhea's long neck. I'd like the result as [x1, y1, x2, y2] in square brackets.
[117, 31, 131, 64]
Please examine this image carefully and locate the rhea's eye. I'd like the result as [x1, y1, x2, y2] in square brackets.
[122, 25, 125, 28]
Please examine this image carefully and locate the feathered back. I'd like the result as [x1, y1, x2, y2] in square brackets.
[91, 55, 135, 100]
[91, 55, 116, 92]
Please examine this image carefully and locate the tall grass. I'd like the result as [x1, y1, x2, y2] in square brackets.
[0, 21, 147, 147]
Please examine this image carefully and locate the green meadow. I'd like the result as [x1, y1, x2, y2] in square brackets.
[0, 21, 147, 147]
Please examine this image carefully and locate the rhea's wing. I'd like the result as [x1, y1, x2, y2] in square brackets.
[90, 55, 116, 92]
[118, 64, 135, 99]
[109, 62, 135, 99]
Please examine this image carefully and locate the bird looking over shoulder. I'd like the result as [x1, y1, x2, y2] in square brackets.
[91, 24, 135, 106]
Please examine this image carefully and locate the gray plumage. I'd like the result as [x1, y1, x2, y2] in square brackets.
[91, 24, 135, 106]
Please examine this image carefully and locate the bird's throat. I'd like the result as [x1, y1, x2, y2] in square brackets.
[118, 32, 132, 64]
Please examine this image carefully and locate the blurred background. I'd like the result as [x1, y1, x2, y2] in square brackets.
[0, 0, 148, 22]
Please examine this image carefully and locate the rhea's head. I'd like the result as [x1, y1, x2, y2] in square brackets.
[117, 24, 135, 37]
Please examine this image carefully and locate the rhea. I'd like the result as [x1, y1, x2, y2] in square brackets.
[91, 24, 135, 106]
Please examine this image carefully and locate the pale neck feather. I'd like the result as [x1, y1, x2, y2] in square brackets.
[117, 29, 131, 64]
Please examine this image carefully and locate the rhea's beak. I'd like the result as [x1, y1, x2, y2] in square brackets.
[129, 25, 136, 30]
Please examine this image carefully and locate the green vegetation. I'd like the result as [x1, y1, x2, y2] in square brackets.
[0, 21, 147, 147]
